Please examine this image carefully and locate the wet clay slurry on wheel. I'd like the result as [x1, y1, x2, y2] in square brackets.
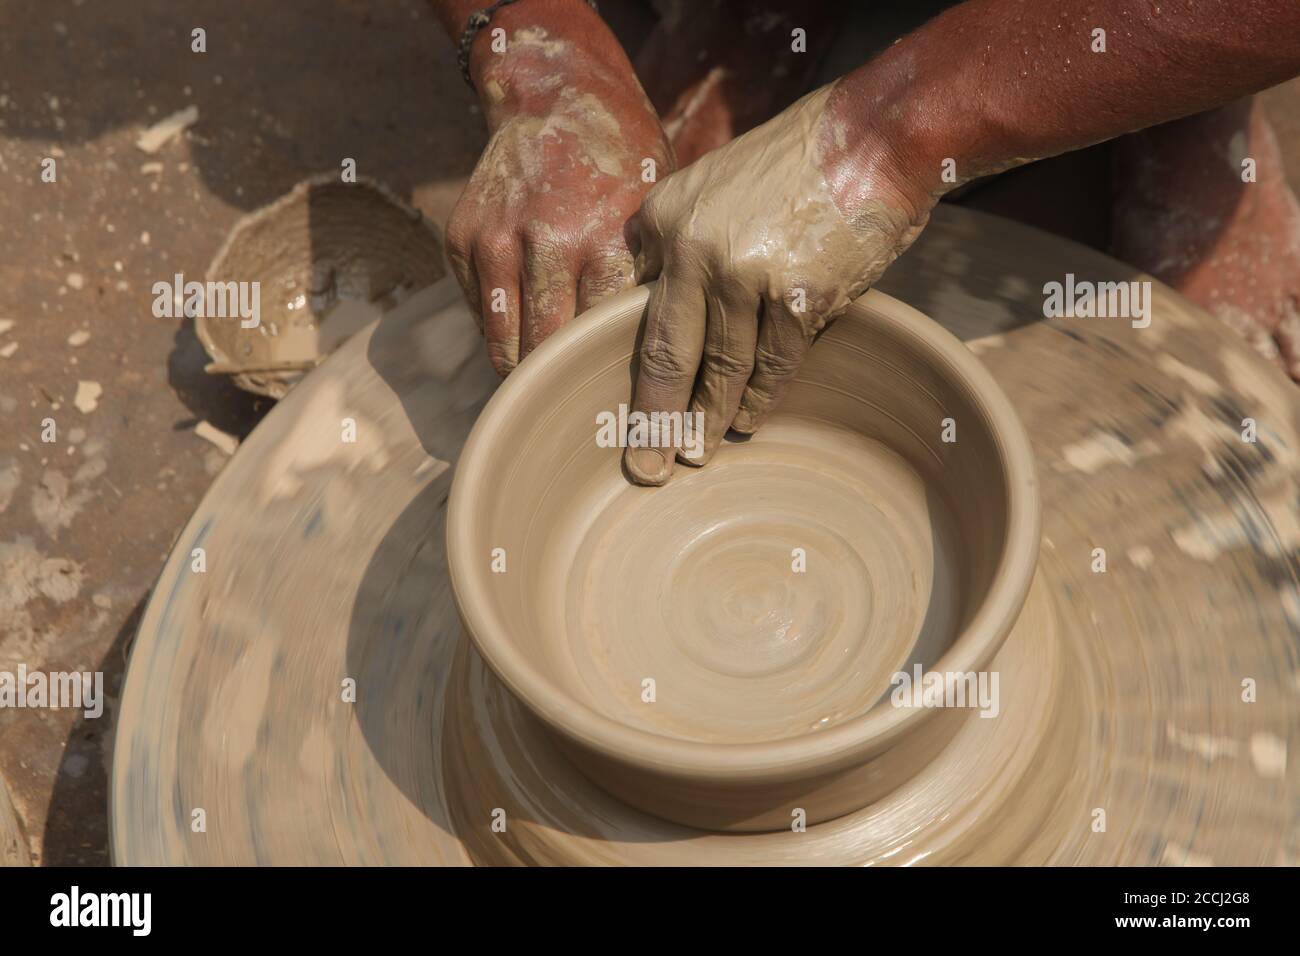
[112, 206, 1298, 865]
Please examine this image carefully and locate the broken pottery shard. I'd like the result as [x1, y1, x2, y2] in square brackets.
[194, 420, 239, 456]
[74, 381, 102, 413]
[135, 105, 200, 154]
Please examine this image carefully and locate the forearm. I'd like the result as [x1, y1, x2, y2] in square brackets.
[826, 0, 1300, 205]
[428, 0, 650, 127]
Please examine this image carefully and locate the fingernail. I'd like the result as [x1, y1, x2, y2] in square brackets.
[625, 446, 670, 485]
[677, 446, 712, 468]
[677, 429, 715, 467]
[731, 409, 755, 433]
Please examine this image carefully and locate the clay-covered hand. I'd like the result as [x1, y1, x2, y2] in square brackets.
[624, 85, 933, 485]
[446, 33, 673, 377]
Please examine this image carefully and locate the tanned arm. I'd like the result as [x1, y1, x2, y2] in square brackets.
[826, 0, 1300, 211]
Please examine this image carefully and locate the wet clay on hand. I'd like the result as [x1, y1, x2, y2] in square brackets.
[625, 86, 931, 484]
[445, 13, 673, 376]
[620, 0, 1300, 484]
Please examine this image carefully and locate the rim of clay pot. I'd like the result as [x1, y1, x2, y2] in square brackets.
[448, 284, 1040, 785]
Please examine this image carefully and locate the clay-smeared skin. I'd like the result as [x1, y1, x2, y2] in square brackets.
[432, 0, 673, 375]
[626, 87, 929, 483]
[625, 0, 1300, 485]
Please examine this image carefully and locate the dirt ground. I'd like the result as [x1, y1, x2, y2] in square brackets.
[0, 0, 490, 865]
[0, 1, 1297, 865]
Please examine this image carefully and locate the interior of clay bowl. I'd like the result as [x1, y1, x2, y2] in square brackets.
[448, 284, 1039, 782]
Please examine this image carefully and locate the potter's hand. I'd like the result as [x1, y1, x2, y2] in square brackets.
[623, 86, 932, 485]
[441, 5, 673, 377]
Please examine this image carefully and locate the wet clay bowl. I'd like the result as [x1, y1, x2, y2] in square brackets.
[447, 284, 1040, 832]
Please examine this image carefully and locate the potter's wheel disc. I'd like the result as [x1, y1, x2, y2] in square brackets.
[111, 207, 1298, 865]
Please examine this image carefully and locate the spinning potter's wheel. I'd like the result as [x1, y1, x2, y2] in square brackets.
[111, 206, 1298, 865]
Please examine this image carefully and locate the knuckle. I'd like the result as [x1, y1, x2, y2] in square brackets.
[521, 225, 579, 273]
[716, 270, 762, 306]
[753, 343, 802, 379]
[666, 228, 700, 261]
[586, 246, 633, 281]
[639, 341, 695, 384]
[445, 214, 473, 259]
[703, 345, 755, 379]
[742, 384, 777, 410]
[518, 219, 554, 248]
[475, 229, 518, 270]
[638, 191, 668, 235]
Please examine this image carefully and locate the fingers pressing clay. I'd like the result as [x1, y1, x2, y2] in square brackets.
[520, 235, 579, 360]
[520, 278, 577, 361]
[521, 248, 637, 363]
[625, 85, 933, 479]
[682, 285, 760, 466]
[475, 243, 522, 377]
[733, 297, 813, 435]
[624, 274, 708, 485]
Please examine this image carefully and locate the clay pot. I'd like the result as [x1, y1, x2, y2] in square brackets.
[447, 284, 1040, 832]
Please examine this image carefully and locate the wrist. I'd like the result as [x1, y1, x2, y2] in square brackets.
[811, 87, 936, 233]
[821, 11, 1037, 214]
[467, 0, 641, 126]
